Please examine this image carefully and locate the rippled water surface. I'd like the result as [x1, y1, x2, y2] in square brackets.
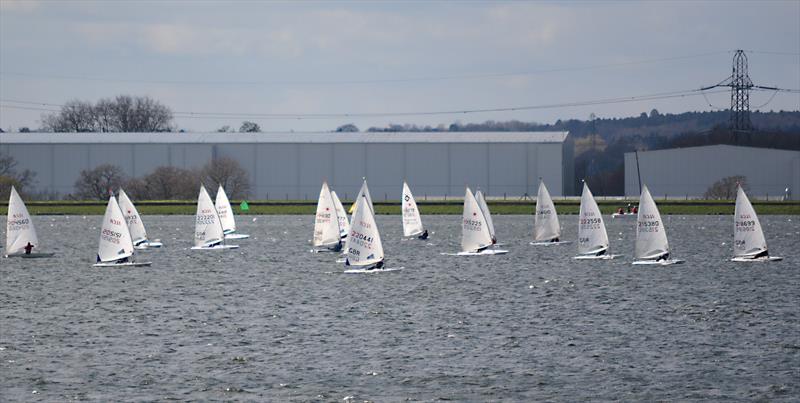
[1, 214, 799, 401]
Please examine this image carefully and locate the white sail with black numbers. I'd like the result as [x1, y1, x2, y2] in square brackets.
[195, 186, 225, 248]
[313, 182, 341, 248]
[215, 185, 236, 234]
[345, 194, 384, 267]
[733, 185, 768, 257]
[534, 180, 561, 242]
[578, 183, 609, 255]
[474, 190, 495, 241]
[635, 185, 669, 260]
[331, 190, 349, 238]
[97, 196, 134, 263]
[117, 189, 147, 246]
[462, 187, 493, 253]
[5, 186, 38, 255]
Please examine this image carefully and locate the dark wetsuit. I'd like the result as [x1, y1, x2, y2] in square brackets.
[752, 250, 769, 259]
[418, 230, 429, 240]
[24, 242, 34, 255]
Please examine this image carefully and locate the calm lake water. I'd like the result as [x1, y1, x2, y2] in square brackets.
[1, 214, 798, 401]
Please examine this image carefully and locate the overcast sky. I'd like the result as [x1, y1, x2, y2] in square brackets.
[1, 0, 798, 132]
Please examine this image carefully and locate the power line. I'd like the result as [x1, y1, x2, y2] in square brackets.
[0, 51, 732, 87]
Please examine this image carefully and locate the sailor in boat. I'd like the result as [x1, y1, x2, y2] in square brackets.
[418, 229, 429, 240]
[24, 242, 34, 255]
[551, 237, 560, 243]
[656, 252, 670, 262]
[331, 241, 343, 252]
[632, 205, 638, 214]
[207, 240, 222, 248]
[752, 250, 769, 259]
[595, 249, 607, 256]
[344, 258, 384, 270]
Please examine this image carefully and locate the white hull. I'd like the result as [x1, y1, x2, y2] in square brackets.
[612, 213, 636, 218]
[224, 233, 250, 240]
[6, 252, 56, 258]
[190, 244, 239, 250]
[93, 261, 152, 267]
[344, 267, 403, 274]
[731, 256, 783, 262]
[529, 240, 573, 246]
[135, 241, 163, 250]
[632, 259, 685, 266]
[444, 248, 509, 256]
[573, 254, 620, 260]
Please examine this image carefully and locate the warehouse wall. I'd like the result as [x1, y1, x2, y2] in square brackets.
[2, 141, 571, 200]
[624, 145, 800, 200]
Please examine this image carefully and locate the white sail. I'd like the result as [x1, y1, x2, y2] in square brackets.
[350, 179, 374, 215]
[194, 186, 225, 247]
[331, 190, 349, 238]
[313, 182, 341, 248]
[345, 193, 384, 267]
[401, 181, 425, 237]
[474, 190, 496, 240]
[534, 180, 561, 242]
[215, 185, 236, 234]
[462, 187, 493, 252]
[5, 186, 39, 255]
[577, 182, 609, 255]
[635, 185, 670, 260]
[734, 185, 768, 257]
[97, 196, 134, 263]
[117, 189, 147, 246]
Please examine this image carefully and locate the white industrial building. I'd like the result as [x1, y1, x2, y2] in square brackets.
[1, 131, 574, 200]
[624, 144, 800, 200]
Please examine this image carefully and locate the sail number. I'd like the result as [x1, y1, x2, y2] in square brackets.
[463, 219, 482, 231]
[638, 220, 660, 232]
[735, 220, 757, 232]
[101, 228, 122, 244]
[7, 218, 30, 231]
[537, 209, 552, 216]
[196, 214, 217, 224]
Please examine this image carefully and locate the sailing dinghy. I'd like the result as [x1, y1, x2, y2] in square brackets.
[474, 190, 497, 245]
[348, 178, 374, 214]
[192, 186, 239, 250]
[343, 192, 399, 273]
[330, 190, 349, 239]
[732, 185, 782, 262]
[215, 185, 249, 239]
[445, 187, 508, 256]
[402, 181, 428, 239]
[312, 182, 343, 252]
[5, 186, 55, 258]
[118, 189, 163, 249]
[574, 182, 618, 260]
[93, 195, 151, 267]
[530, 180, 570, 245]
[632, 185, 683, 265]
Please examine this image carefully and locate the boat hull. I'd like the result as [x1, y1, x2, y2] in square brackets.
[190, 245, 239, 250]
[344, 267, 403, 273]
[6, 252, 56, 258]
[731, 256, 783, 262]
[444, 249, 509, 256]
[632, 259, 685, 266]
[224, 233, 250, 240]
[135, 241, 163, 250]
[529, 241, 572, 246]
[93, 261, 152, 267]
[574, 254, 620, 260]
[612, 213, 636, 219]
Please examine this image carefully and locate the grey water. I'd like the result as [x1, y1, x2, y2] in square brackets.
[1, 214, 798, 401]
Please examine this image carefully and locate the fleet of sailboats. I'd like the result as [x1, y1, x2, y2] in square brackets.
[191, 185, 239, 250]
[93, 195, 151, 267]
[4, 178, 788, 268]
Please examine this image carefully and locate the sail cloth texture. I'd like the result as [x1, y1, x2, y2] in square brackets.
[534, 181, 561, 242]
[733, 185, 768, 257]
[195, 186, 225, 247]
[401, 181, 424, 237]
[118, 189, 147, 245]
[577, 183, 609, 255]
[461, 187, 493, 252]
[6, 186, 39, 255]
[635, 185, 670, 260]
[345, 194, 384, 267]
[97, 196, 134, 262]
[313, 182, 341, 247]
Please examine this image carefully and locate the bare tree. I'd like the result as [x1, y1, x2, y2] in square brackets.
[704, 175, 749, 199]
[0, 152, 36, 199]
[41, 95, 173, 132]
[74, 164, 127, 200]
[140, 166, 199, 200]
[200, 157, 250, 199]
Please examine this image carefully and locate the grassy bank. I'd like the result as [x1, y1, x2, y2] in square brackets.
[2, 199, 798, 216]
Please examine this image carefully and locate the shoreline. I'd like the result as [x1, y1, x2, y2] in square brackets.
[3, 200, 798, 215]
